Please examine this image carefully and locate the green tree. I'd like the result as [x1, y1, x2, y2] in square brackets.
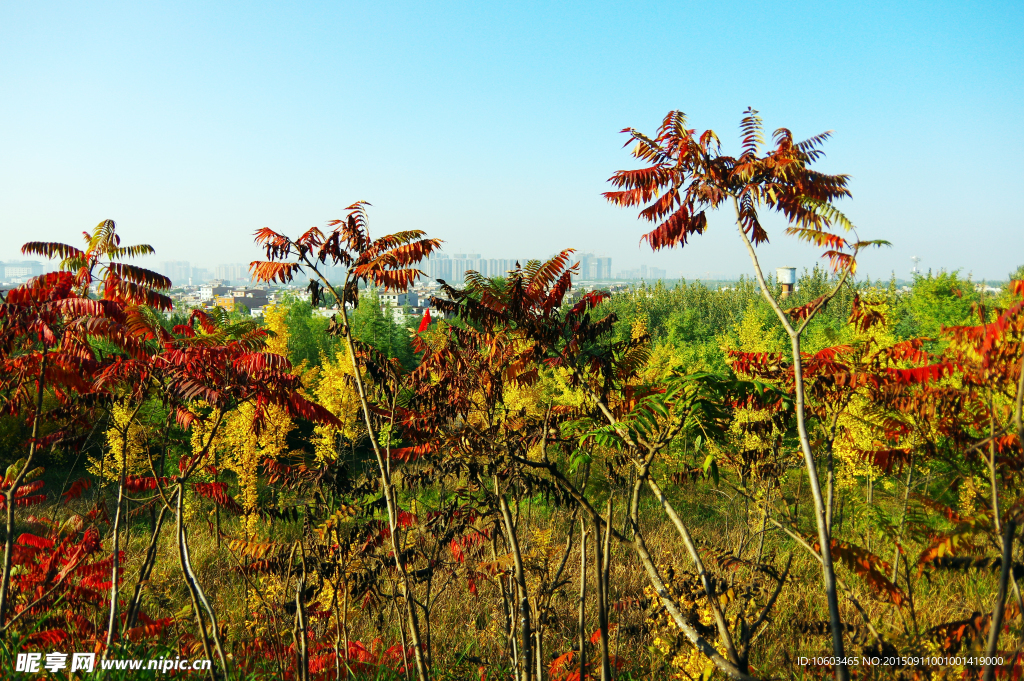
[893, 270, 979, 341]
[280, 295, 339, 367]
[348, 289, 416, 368]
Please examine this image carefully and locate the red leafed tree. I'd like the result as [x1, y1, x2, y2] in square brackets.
[416, 252, 797, 681]
[0, 220, 172, 634]
[140, 306, 342, 673]
[605, 109, 887, 681]
[872, 282, 1024, 677]
[249, 202, 440, 681]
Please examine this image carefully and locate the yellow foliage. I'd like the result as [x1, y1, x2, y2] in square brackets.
[631, 314, 648, 341]
[959, 475, 981, 514]
[88, 399, 148, 482]
[262, 303, 290, 358]
[547, 366, 588, 410]
[178, 405, 223, 522]
[644, 579, 721, 680]
[723, 303, 785, 355]
[206, 305, 299, 534]
[526, 527, 560, 565]
[642, 343, 682, 383]
[831, 296, 914, 491]
[220, 403, 260, 534]
[500, 373, 544, 423]
[219, 399, 294, 535]
[311, 346, 363, 464]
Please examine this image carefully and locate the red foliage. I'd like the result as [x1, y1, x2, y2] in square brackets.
[192, 482, 244, 515]
[61, 477, 91, 502]
[250, 203, 442, 308]
[604, 109, 851, 252]
[124, 475, 171, 493]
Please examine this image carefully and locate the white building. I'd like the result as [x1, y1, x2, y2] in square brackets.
[199, 281, 231, 301]
[2, 261, 44, 281]
[380, 291, 419, 307]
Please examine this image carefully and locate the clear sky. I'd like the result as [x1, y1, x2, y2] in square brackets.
[2, 0, 1021, 281]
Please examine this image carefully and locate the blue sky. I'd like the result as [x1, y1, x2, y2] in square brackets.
[1, 0, 1021, 280]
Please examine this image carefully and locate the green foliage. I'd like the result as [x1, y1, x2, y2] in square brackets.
[0, 415, 25, 470]
[271, 292, 416, 369]
[595, 265, 870, 372]
[279, 295, 342, 367]
[348, 289, 416, 369]
[892, 270, 980, 341]
[997, 263, 1024, 307]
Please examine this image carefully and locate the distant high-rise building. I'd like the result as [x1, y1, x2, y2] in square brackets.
[426, 253, 453, 282]
[320, 265, 347, 284]
[424, 253, 550, 284]
[572, 253, 613, 280]
[487, 258, 515, 278]
[450, 254, 467, 284]
[1, 260, 44, 281]
[215, 263, 252, 284]
[616, 264, 666, 280]
[159, 261, 217, 285]
[464, 254, 483, 279]
[191, 267, 212, 285]
[160, 261, 192, 284]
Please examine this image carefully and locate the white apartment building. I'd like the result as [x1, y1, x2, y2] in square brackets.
[199, 281, 231, 301]
[380, 291, 419, 307]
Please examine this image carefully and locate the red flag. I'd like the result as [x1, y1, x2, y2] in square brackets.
[417, 308, 431, 333]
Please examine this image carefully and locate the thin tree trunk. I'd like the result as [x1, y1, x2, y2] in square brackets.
[990, 408, 1002, 535]
[596, 500, 613, 681]
[984, 520, 1016, 681]
[0, 348, 46, 629]
[578, 521, 587, 681]
[331, 282, 430, 681]
[626, 471, 756, 681]
[508, 580, 520, 681]
[176, 482, 229, 677]
[494, 533, 515, 672]
[756, 485, 771, 565]
[104, 403, 142, 658]
[343, 561, 351, 676]
[734, 198, 849, 680]
[791, 336, 847, 677]
[213, 448, 221, 548]
[176, 483, 217, 681]
[499, 490, 532, 681]
[103, 456, 127, 656]
[826, 445, 836, 531]
[891, 464, 913, 582]
[534, 597, 543, 681]
[393, 574, 412, 681]
[645, 476, 738, 664]
[866, 475, 873, 553]
[125, 501, 169, 630]
[331, 587, 343, 681]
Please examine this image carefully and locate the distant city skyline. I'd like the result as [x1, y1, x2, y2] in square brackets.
[6, 234, 1017, 286]
[2, 251, 1011, 288]
[2, 253, 695, 286]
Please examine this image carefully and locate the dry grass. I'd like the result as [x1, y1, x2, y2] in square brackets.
[10, 467, 1014, 681]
